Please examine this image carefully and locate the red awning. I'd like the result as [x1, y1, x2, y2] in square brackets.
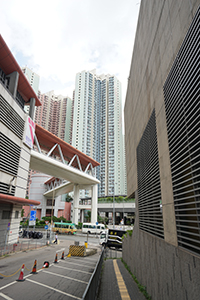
[35, 124, 100, 169]
[0, 194, 40, 206]
[0, 35, 41, 106]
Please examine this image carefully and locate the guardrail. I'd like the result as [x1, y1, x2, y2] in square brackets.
[82, 248, 104, 300]
[0, 239, 47, 257]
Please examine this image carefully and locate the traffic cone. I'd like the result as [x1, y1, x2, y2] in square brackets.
[54, 253, 58, 263]
[42, 261, 49, 268]
[61, 251, 64, 260]
[31, 260, 37, 274]
[16, 264, 25, 281]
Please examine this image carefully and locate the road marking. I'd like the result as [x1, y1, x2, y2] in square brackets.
[0, 292, 13, 300]
[61, 260, 95, 268]
[68, 258, 97, 265]
[56, 248, 65, 253]
[0, 281, 16, 291]
[113, 260, 131, 300]
[54, 264, 93, 274]
[26, 278, 81, 300]
[43, 270, 88, 284]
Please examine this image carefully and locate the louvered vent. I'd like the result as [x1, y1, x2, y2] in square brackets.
[163, 6, 200, 255]
[0, 133, 21, 176]
[0, 95, 25, 139]
[137, 110, 164, 239]
[0, 182, 15, 196]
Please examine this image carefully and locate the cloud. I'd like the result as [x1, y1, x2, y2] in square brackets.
[0, 0, 140, 104]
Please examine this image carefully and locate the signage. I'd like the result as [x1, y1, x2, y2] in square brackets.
[24, 116, 35, 149]
[45, 221, 49, 225]
[96, 222, 98, 225]
[44, 225, 48, 230]
[29, 220, 36, 226]
[30, 210, 36, 221]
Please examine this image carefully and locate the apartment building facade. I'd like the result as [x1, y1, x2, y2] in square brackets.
[72, 69, 126, 197]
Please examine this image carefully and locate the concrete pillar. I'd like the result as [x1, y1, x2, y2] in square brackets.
[6, 71, 19, 98]
[73, 184, 79, 225]
[91, 184, 98, 223]
[29, 97, 35, 119]
[81, 209, 85, 223]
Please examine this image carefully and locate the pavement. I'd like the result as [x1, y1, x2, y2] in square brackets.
[1, 234, 147, 299]
[97, 257, 147, 300]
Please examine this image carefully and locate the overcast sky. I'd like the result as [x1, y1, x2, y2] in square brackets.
[0, 0, 140, 107]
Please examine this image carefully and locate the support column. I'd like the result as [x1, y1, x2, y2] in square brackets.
[73, 184, 79, 225]
[81, 209, 85, 223]
[29, 97, 36, 119]
[91, 184, 98, 223]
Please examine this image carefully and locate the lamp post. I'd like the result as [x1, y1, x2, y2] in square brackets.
[113, 182, 117, 228]
[113, 188, 115, 228]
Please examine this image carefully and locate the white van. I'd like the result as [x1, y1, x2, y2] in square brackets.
[99, 230, 108, 246]
[82, 223, 105, 234]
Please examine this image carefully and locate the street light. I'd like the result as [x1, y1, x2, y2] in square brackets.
[113, 182, 117, 229]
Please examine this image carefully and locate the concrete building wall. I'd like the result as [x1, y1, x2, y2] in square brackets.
[29, 174, 66, 220]
[0, 83, 32, 244]
[124, 1, 200, 299]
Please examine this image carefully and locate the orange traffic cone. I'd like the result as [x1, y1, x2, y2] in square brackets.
[61, 251, 64, 260]
[16, 264, 25, 281]
[54, 253, 58, 263]
[31, 260, 37, 274]
[42, 261, 49, 268]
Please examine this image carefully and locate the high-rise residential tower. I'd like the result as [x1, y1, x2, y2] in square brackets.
[72, 69, 127, 197]
[35, 90, 73, 143]
[22, 67, 40, 95]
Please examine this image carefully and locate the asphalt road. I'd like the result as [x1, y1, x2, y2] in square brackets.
[0, 235, 101, 300]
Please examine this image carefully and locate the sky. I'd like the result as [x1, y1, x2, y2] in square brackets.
[0, 0, 140, 108]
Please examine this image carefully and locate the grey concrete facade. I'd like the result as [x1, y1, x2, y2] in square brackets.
[124, 1, 200, 299]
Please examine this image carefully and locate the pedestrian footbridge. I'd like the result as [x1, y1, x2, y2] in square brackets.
[30, 124, 100, 224]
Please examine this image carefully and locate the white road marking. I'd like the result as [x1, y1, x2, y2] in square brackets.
[60, 260, 95, 268]
[0, 292, 14, 300]
[26, 278, 81, 300]
[54, 264, 93, 274]
[43, 270, 88, 284]
[0, 282, 16, 291]
[56, 248, 65, 253]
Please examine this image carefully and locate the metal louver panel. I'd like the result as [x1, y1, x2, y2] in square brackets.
[163, 6, 200, 255]
[137, 110, 164, 239]
[0, 182, 15, 196]
[0, 132, 21, 176]
[0, 95, 25, 139]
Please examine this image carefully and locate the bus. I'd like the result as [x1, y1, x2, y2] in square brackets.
[52, 222, 77, 235]
[82, 223, 105, 234]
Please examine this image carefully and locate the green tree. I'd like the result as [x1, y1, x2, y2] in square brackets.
[21, 208, 25, 218]
[65, 194, 73, 202]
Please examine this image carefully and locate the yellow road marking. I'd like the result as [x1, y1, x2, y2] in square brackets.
[113, 260, 131, 300]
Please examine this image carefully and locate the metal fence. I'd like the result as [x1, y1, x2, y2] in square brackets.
[82, 248, 104, 300]
[0, 239, 47, 257]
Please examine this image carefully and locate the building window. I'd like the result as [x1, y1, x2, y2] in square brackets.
[47, 199, 55, 206]
[137, 109, 164, 239]
[15, 211, 19, 219]
[2, 210, 11, 219]
[163, 6, 200, 255]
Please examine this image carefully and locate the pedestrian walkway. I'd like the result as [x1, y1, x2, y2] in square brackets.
[97, 259, 146, 300]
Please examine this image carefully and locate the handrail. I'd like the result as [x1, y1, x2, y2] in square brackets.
[82, 248, 104, 300]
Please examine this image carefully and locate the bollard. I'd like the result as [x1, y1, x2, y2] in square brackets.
[85, 241, 88, 248]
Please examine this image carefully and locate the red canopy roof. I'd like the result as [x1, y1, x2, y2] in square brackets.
[0, 194, 40, 206]
[35, 124, 100, 169]
[0, 35, 41, 106]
